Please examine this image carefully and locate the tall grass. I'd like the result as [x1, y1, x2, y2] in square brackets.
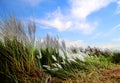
[0, 16, 120, 83]
[0, 16, 48, 83]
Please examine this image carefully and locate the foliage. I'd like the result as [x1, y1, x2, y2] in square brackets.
[40, 47, 63, 67]
[111, 52, 120, 64]
[84, 56, 111, 69]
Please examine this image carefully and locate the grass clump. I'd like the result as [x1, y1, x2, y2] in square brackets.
[84, 56, 111, 69]
[0, 16, 48, 83]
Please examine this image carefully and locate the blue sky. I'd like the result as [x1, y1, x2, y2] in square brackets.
[1, 0, 120, 49]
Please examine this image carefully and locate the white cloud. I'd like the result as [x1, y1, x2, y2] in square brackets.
[70, 0, 115, 19]
[33, 8, 72, 31]
[63, 39, 120, 50]
[33, 0, 115, 34]
[22, 0, 42, 6]
[64, 40, 84, 48]
[40, 17, 72, 31]
[72, 21, 97, 34]
[64, 39, 120, 50]
[97, 44, 120, 49]
[115, 0, 120, 14]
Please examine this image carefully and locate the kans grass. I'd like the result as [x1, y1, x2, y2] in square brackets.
[0, 16, 120, 83]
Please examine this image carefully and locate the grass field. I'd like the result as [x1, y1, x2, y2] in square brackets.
[0, 16, 120, 83]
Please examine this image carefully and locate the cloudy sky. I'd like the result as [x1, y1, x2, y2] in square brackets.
[1, 0, 120, 49]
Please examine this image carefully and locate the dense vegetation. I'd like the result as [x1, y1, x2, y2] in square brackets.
[0, 16, 120, 83]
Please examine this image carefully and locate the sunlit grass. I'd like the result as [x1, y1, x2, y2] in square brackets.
[0, 16, 120, 83]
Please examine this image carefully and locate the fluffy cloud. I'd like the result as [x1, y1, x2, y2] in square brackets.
[40, 19, 72, 31]
[34, 0, 116, 34]
[38, 8, 72, 31]
[70, 0, 115, 19]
